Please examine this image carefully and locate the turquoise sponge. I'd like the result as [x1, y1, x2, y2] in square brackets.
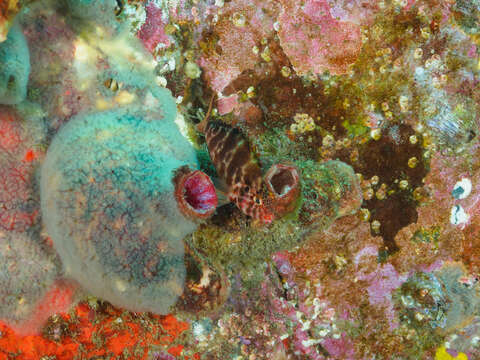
[0, 23, 30, 105]
[40, 105, 199, 314]
[62, 0, 120, 34]
[0, 231, 60, 331]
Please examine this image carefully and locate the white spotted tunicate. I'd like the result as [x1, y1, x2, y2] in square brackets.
[452, 178, 472, 199]
[450, 205, 469, 226]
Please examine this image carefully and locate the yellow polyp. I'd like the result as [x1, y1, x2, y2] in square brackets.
[8, 0, 18, 11]
[115, 91, 135, 105]
[435, 346, 468, 360]
[96, 98, 112, 110]
[74, 39, 93, 62]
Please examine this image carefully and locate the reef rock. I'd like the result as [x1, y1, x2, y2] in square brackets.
[277, 0, 362, 76]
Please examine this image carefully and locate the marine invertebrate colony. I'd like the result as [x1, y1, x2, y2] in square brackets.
[0, 231, 63, 335]
[40, 107, 212, 314]
[3, 0, 480, 358]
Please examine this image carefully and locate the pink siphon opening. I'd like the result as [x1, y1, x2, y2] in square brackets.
[175, 168, 218, 220]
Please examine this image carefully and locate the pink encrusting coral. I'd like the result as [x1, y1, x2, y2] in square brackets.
[277, 0, 362, 76]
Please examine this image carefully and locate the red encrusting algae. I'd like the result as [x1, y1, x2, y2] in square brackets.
[5, 281, 76, 336]
[0, 302, 193, 359]
[0, 106, 42, 232]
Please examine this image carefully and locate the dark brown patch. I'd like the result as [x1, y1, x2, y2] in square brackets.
[175, 244, 229, 314]
[337, 124, 428, 254]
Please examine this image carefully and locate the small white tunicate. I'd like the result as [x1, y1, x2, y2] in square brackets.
[185, 61, 202, 79]
[168, 57, 176, 71]
[318, 329, 329, 337]
[472, 336, 480, 346]
[415, 312, 425, 321]
[302, 339, 321, 347]
[232, 12, 246, 27]
[301, 320, 311, 331]
[192, 322, 205, 337]
[450, 205, 469, 225]
[452, 178, 472, 199]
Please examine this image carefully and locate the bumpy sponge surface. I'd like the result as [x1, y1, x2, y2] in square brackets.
[41, 107, 199, 314]
[0, 23, 30, 105]
[0, 231, 60, 332]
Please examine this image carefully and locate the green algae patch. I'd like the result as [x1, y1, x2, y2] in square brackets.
[191, 159, 362, 274]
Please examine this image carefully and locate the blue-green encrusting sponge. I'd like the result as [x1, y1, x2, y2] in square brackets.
[0, 231, 60, 330]
[40, 104, 200, 314]
[0, 23, 30, 105]
[63, 0, 120, 34]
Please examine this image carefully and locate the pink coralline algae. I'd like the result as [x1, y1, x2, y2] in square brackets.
[199, 0, 363, 92]
[326, 0, 380, 26]
[4, 0, 480, 358]
[391, 144, 480, 274]
[216, 94, 239, 116]
[277, 0, 362, 76]
[138, 2, 172, 54]
[267, 252, 358, 359]
[321, 333, 356, 360]
[198, 0, 280, 93]
[356, 258, 407, 329]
